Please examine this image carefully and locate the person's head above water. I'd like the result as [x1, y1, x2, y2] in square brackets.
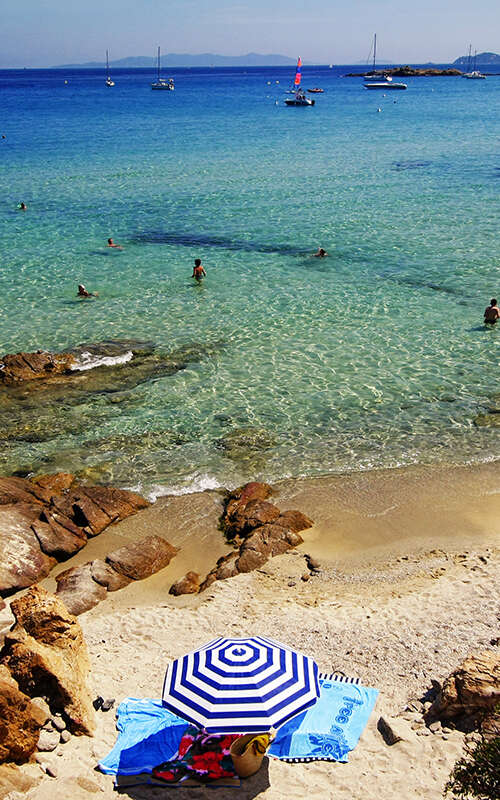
[194, 258, 202, 267]
[490, 299, 498, 306]
[108, 238, 113, 245]
[78, 284, 86, 292]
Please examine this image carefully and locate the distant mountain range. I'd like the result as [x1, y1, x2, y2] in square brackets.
[54, 53, 297, 69]
[453, 51, 500, 66]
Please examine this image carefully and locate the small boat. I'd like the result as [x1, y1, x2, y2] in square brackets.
[307, 87, 324, 93]
[151, 46, 174, 90]
[363, 35, 407, 90]
[463, 48, 486, 79]
[105, 50, 114, 87]
[364, 75, 407, 90]
[284, 58, 315, 106]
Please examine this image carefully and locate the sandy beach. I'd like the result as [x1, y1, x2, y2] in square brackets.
[3, 460, 499, 799]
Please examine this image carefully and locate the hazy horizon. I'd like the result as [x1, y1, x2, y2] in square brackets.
[1, 0, 498, 69]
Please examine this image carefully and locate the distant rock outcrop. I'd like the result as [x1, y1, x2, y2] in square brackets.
[0, 474, 149, 596]
[0, 586, 95, 735]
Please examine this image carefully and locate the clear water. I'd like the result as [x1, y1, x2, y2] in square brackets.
[0, 65, 499, 494]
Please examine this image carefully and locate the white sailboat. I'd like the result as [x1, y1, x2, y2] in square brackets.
[151, 47, 174, 90]
[105, 50, 114, 87]
[284, 58, 315, 106]
[363, 34, 407, 90]
[463, 47, 486, 79]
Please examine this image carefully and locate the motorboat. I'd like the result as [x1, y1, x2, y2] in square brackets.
[307, 87, 324, 93]
[364, 75, 407, 90]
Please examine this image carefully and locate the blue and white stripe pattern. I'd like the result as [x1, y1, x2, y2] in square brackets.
[162, 636, 320, 734]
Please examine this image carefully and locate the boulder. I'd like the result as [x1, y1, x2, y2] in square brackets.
[169, 572, 201, 596]
[55, 564, 108, 615]
[106, 535, 178, 581]
[0, 504, 56, 594]
[90, 559, 132, 591]
[0, 586, 95, 735]
[425, 650, 500, 728]
[32, 515, 87, 559]
[236, 524, 304, 573]
[0, 474, 149, 595]
[224, 482, 273, 523]
[0, 665, 47, 763]
[275, 509, 314, 533]
[0, 350, 76, 385]
[227, 499, 282, 538]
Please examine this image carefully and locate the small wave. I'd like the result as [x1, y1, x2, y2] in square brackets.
[127, 474, 225, 502]
[72, 350, 134, 372]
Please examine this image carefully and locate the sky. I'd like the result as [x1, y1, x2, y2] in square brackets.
[1, 0, 498, 68]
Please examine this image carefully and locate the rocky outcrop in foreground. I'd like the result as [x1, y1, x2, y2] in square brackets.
[0, 665, 47, 763]
[196, 482, 313, 593]
[0, 474, 149, 595]
[0, 586, 95, 736]
[425, 650, 500, 733]
[55, 536, 179, 615]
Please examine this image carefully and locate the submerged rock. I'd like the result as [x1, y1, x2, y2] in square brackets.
[216, 428, 276, 460]
[0, 351, 76, 385]
[106, 535, 178, 581]
[474, 412, 500, 427]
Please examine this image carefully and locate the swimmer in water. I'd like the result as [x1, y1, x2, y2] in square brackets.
[77, 284, 98, 298]
[192, 258, 207, 281]
[484, 298, 500, 325]
[313, 247, 328, 258]
[107, 237, 123, 249]
[19, 202, 27, 211]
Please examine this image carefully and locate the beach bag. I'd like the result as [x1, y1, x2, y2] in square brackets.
[229, 732, 273, 778]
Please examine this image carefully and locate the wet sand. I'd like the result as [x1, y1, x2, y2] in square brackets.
[36, 459, 500, 614]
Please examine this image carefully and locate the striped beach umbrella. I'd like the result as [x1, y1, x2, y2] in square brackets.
[162, 636, 320, 734]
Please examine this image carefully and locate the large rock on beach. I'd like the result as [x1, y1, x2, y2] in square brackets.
[0, 665, 47, 763]
[0, 474, 149, 596]
[55, 564, 108, 615]
[1, 586, 95, 735]
[169, 572, 201, 596]
[106, 535, 178, 581]
[0, 504, 56, 594]
[0, 351, 76, 385]
[425, 650, 500, 730]
[197, 482, 314, 591]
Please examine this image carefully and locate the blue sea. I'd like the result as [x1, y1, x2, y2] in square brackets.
[0, 65, 498, 495]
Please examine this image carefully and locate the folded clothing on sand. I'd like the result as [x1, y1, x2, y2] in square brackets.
[269, 675, 378, 763]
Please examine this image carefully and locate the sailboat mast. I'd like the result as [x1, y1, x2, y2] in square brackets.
[106, 49, 109, 76]
[373, 34, 377, 72]
[157, 46, 161, 81]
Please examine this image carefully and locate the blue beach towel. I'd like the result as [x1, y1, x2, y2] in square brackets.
[98, 698, 187, 775]
[269, 674, 378, 763]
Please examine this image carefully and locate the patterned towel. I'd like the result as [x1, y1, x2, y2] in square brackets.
[269, 674, 378, 763]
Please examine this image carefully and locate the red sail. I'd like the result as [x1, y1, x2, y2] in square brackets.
[294, 57, 302, 86]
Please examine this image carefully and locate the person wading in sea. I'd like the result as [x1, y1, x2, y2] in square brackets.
[192, 258, 207, 281]
[484, 298, 500, 325]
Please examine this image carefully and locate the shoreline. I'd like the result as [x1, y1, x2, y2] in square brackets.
[2, 459, 499, 799]
[8, 460, 498, 800]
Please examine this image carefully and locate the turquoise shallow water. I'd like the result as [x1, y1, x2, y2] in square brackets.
[0, 66, 499, 493]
